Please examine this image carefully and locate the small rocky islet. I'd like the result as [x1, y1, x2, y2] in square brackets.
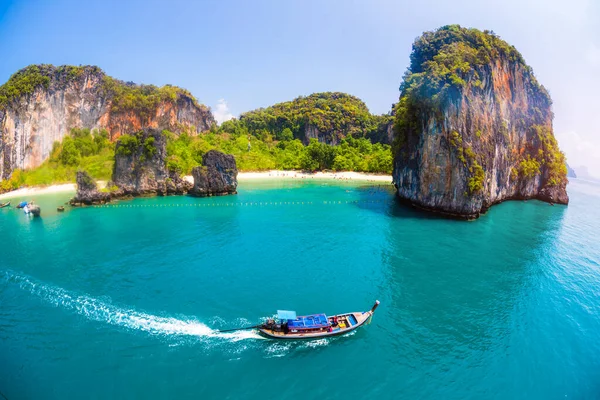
[70, 129, 237, 205]
[1, 25, 569, 219]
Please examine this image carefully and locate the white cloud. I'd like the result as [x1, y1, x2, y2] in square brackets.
[586, 43, 600, 67]
[557, 130, 600, 177]
[213, 99, 234, 125]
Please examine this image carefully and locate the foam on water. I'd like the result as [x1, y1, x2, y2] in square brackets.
[2, 271, 262, 342]
[2, 271, 342, 360]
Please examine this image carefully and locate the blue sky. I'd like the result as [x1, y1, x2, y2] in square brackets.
[1, 0, 599, 175]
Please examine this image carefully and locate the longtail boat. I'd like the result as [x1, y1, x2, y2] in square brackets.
[257, 300, 380, 340]
[0, 201, 10, 208]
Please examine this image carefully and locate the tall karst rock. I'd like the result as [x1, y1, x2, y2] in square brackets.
[393, 25, 568, 219]
[0, 65, 214, 180]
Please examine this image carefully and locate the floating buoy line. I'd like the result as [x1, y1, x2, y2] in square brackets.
[91, 199, 396, 209]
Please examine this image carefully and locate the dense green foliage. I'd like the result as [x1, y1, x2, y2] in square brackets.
[0, 128, 113, 191]
[223, 92, 390, 143]
[164, 129, 393, 175]
[115, 134, 140, 156]
[114, 131, 159, 162]
[102, 76, 200, 120]
[527, 125, 567, 186]
[519, 156, 541, 178]
[0, 65, 51, 109]
[467, 162, 485, 193]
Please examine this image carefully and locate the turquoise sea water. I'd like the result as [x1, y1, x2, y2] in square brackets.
[1, 178, 599, 399]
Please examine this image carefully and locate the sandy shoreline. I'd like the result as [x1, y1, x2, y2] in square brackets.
[236, 171, 392, 182]
[0, 171, 392, 200]
[0, 184, 77, 200]
[0, 181, 107, 201]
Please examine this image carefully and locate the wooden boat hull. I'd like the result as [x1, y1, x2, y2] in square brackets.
[258, 311, 373, 340]
[0, 201, 10, 208]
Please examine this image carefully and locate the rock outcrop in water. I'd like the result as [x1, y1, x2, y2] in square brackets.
[112, 128, 192, 196]
[0, 64, 214, 180]
[70, 129, 195, 204]
[393, 25, 568, 219]
[28, 203, 41, 216]
[70, 170, 110, 205]
[190, 150, 238, 197]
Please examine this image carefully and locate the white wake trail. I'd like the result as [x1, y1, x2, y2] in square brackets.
[2, 271, 261, 342]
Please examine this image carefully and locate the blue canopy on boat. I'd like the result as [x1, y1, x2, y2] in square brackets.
[277, 310, 297, 320]
[287, 313, 329, 329]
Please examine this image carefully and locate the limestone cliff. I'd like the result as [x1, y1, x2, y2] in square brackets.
[112, 128, 192, 196]
[190, 150, 238, 197]
[70, 170, 110, 205]
[0, 65, 214, 180]
[393, 25, 568, 219]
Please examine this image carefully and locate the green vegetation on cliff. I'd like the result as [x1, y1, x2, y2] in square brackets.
[0, 65, 51, 109]
[0, 64, 202, 116]
[114, 131, 159, 162]
[0, 65, 108, 110]
[0, 124, 392, 192]
[530, 125, 567, 186]
[394, 25, 552, 155]
[394, 24, 567, 196]
[398, 24, 550, 112]
[0, 128, 113, 191]
[102, 76, 201, 119]
[0, 69, 395, 192]
[226, 92, 391, 143]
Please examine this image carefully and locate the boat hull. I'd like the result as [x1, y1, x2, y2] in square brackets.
[258, 311, 372, 340]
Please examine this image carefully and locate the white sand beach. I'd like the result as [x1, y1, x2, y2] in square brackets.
[0, 172, 392, 200]
[0, 183, 76, 200]
[0, 181, 107, 200]
[236, 171, 393, 182]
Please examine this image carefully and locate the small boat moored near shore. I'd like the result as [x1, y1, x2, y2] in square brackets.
[0, 201, 10, 208]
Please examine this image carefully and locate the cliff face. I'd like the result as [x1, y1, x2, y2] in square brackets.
[393, 25, 568, 219]
[112, 128, 192, 196]
[0, 65, 214, 180]
[190, 150, 238, 197]
[70, 170, 110, 205]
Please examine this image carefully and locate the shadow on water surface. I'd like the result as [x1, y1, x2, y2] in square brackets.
[353, 185, 466, 220]
[376, 196, 567, 387]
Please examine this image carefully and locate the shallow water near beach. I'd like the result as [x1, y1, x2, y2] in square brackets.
[1, 178, 599, 399]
